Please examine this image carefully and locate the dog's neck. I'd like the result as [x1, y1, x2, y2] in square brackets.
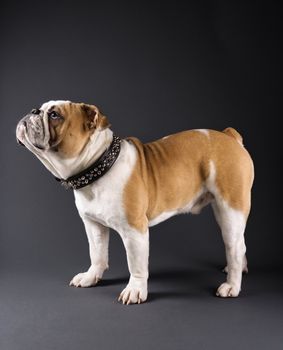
[36, 129, 114, 180]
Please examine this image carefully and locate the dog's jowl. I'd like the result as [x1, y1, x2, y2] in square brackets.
[16, 100, 254, 304]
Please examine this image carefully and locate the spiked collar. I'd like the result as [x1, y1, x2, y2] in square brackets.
[55, 135, 122, 190]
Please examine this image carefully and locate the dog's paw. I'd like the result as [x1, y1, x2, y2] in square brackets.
[69, 272, 101, 288]
[216, 282, 240, 297]
[118, 282, 148, 305]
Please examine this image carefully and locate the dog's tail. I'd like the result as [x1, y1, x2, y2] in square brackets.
[222, 127, 243, 145]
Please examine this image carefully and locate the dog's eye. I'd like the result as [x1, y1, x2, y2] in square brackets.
[48, 111, 61, 120]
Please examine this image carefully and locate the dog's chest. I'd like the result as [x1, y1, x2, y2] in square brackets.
[75, 184, 123, 228]
[74, 141, 137, 231]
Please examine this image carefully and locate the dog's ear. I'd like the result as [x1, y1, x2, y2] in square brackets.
[81, 104, 111, 132]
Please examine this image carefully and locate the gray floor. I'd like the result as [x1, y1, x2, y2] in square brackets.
[1, 262, 282, 350]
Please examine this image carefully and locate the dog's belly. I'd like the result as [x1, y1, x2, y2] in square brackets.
[148, 188, 212, 226]
[148, 202, 195, 227]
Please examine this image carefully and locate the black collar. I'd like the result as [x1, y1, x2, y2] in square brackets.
[55, 135, 122, 190]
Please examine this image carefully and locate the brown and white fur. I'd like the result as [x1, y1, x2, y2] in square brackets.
[16, 100, 254, 304]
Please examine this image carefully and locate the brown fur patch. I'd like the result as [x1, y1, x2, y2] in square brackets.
[124, 131, 211, 232]
[210, 130, 254, 216]
[123, 129, 254, 232]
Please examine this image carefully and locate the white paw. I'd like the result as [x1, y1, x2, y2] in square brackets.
[216, 282, 240, 297]
[69, 271, 101, 288]
[118, 281, 148, 305]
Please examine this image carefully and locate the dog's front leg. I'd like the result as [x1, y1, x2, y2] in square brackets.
[70, 218, 109, 287]
[118, 229, 149, 305]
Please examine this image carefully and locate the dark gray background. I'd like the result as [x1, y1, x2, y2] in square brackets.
[1, 1, 282, 349]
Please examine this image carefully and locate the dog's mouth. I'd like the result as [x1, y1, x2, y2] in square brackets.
[17, 138, 25, 147]
[16, 120, 27, 147]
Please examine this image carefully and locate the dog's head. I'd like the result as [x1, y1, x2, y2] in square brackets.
[16, 100, 110, 158]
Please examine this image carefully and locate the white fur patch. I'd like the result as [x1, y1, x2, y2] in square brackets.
[149, 209, 178, 226]
[206, 160, 216, 190]
[40, 100, 70, 111]
[74, 139, 137, 232]
[195, 129, 209, 137]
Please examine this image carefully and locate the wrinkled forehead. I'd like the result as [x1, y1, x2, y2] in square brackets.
[40, 100, 71, 112]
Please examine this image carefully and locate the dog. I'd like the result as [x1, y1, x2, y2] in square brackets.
[16, 100, 254, 304]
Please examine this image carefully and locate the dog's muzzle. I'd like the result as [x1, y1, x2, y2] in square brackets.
[16, 109, 48, 150]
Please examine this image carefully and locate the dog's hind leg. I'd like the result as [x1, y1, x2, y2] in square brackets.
[207, 155, 253, 297]
[212, 199, 248, 297]
[212, 202, 249, 275]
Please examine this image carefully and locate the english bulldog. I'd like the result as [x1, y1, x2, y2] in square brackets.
[16, 100, 254, 304]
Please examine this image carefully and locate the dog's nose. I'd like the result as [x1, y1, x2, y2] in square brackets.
[31, 108, 41, 115]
